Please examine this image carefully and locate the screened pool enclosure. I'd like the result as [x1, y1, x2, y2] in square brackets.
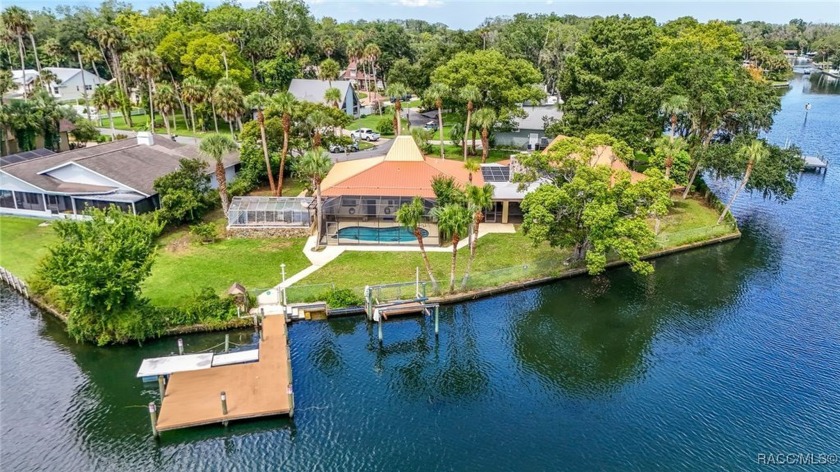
[321, 195, 439, 246]
[227, 196, 314, 228]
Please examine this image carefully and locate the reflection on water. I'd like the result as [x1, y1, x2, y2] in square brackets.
[513, 230, 775, 397]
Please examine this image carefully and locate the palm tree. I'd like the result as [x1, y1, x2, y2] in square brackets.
[464, 159, 479, 183]
[80, 44, 104, 124]
[654, 136, 687, 180]
[661, 95, 689, 142]
[244, 91, 277, 192]
[269, 92, 296, 196]
[472, 108, 496, 163]
[181, 76, 207, 134]
[307, 110, 330, 149]
[431, 203, 472, 293]
[717, 141, 769, 224]
[319, 58, 340, 86]
[69, 42, 94, 120]
[459, 85, 480, 159]
[292, 149, 333, 247]
[155, 83, 177, 138]
[213, 78, 244, 137]
[461, 184, 494, 290]
[4, 7, 33, 100]
[364, 43, 381, 112]
[424, 83, 449, 159]
[324, 87, 341, 108]
[0, 69, 13, 105]
[385, 82, 408, 135]
[92, 83, 119, 141]
[396, 197, 438, 293]
[200, 134, 238, 216]
[32, 69, 59, 93]
[124, 48, 162, 133]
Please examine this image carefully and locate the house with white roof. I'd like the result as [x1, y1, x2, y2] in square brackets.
[287, 79, 361, 118]
[495, 105, 564, 150]
[8, 67, 103, 102]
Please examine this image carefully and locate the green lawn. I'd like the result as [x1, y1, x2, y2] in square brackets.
[246, 178, 308, 197]
[0, 217, 57, 280]
[655, 197, 737, 247]
[347, 114, 409, 136]
[295, 197, 737, 298]
[432, 144, 514, 163]
[102, 112, 235, 138]
[144, 214, 310, 307]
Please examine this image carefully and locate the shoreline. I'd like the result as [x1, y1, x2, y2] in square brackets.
[5, 227, 741, 336]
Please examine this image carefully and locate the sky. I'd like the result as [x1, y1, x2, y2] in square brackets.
[5, 0, 840, 27]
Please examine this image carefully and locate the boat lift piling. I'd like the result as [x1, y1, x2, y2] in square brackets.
[365, 268, 440, 345]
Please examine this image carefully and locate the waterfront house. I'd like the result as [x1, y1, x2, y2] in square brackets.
[317, 136, 535, 246]
[288, 79, 361, 118]
[495, 105, 563, 150]
[8, 67, 103, 102]
[339, 59, 379, 91]
[0, 133, 239, 218]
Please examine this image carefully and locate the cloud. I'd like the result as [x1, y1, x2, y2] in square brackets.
[397, 0, 443, 7]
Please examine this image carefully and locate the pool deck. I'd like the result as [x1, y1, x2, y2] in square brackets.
[155, 316, 293, 432]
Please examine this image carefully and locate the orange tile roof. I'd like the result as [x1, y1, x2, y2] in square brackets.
[321, 155, 482, 198]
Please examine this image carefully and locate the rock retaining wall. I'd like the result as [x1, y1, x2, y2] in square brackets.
[227, 226, 312, 239]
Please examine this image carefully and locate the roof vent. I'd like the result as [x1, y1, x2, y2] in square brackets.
[136, 131, 154, 146]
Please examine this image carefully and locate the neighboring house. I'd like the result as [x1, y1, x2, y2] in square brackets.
[0, 132, 239, 218]
[339, 59, 380, 91]
[495, 105, 563, 150]
[8, 67, 103, 102]
[2, 119, 75, 157]
[544, 135, 648, 183]
[288, 79, 361, 118]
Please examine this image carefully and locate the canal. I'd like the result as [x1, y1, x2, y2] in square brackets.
[1, 75, 838, 471]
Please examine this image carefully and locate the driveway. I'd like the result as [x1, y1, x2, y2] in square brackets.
[330, 138, 394, 162]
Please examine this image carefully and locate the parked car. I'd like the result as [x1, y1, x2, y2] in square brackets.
[328, 141, 360, 153]
[389, 94, 412, 103]
[422, 120, 438, 132]
[350, 128, 380, 141]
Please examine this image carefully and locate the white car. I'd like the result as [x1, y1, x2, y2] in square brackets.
[351, 128, 380, 141]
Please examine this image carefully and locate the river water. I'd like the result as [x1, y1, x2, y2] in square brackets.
[2, 75, 839, 471]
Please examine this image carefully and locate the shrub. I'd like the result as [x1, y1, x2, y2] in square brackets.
[376, 116, 394, 135]
[411, 128, 434, 154]
[190, 222, 218, 243]
[168, 287, 238, 327]
[154, 158, 213, 225]
[320, 288, 364, 308]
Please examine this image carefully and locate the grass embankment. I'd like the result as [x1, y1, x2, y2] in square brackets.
[0, 217, 57, 279]
[0, 196, 736, 309]
[294, 197, 737, 299]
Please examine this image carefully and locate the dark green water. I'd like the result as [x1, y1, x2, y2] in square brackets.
[2, 76, 839, 471]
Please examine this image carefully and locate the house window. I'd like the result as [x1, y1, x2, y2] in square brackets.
[52, 86, 59, 94]
[85, 85, 93, 91]
[76, 86, 80, 91]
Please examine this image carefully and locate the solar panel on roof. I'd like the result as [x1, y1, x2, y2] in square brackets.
[0, 148, 56, 167]
[481, 166, 510, 182]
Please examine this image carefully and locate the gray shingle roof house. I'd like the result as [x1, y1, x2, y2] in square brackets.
[287, 79, 361, 117]
[496, 105, 564, 150]
[0, 133, 239, 218]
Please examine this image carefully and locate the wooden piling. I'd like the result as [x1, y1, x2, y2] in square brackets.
[177, 338, 184, 355]
[148, 402, 159, 438]
[220, 391, 229, 426]
[378, 316, 383, 343]
[158, 375, 166, 399]
[224, 334, 230, 353]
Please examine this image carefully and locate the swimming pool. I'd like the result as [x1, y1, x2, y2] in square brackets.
[335, 226, 428, 243]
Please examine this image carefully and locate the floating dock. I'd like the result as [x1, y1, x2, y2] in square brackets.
[148, 316, 293, 433]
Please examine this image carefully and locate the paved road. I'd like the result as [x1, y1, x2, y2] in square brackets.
[330, 138, 393, 162]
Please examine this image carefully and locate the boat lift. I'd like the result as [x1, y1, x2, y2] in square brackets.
[364, 268, 440, 344]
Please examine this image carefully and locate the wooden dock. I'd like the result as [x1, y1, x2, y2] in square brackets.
[803, 156, 829, 173]
[155, 316, 293, 432]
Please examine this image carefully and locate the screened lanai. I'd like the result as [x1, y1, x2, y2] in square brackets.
[227, 196, 314, 228]
[322, 195, 439, 246]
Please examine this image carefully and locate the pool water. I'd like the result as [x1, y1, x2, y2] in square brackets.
[335, 225, 428, 242]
